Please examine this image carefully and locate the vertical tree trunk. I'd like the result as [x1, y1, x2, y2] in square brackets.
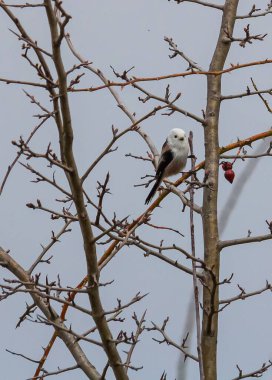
[201, 1, 239, 379]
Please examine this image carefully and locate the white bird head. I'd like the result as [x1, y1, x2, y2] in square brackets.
[167, 128, 187, 147]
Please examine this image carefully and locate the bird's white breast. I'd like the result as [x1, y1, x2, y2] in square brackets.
[164, 145, 188, 178]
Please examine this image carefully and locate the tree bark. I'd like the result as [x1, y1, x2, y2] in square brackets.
[201, 1, 239, 379]
[44, 2, 129, 379]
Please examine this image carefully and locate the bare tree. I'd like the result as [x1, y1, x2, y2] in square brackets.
[1, 1, 272, 379]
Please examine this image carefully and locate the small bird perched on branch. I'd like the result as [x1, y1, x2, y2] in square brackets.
[145, 128, 189, 204]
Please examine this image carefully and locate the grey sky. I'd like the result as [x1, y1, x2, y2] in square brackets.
[1, 1, 272, 379]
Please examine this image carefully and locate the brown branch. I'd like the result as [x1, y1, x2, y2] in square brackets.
[133, 241, 203, 278]
[6, 348, 40, 363]
[144, 221, 185, 237]
[23, 90, 54, 115]
[201, 2, 239, 379]
[1, 284, 96, 317]
[70, 58, 272, 93]
[227, 24, 267, 48]
[11, 138, 73, 172]
[26, 202, 77, 221]
[0, 76, 48, 88]
[164, 36, 204, 71]
[98, 214, 147, 271]
[16, 302, 37, 328]
[171, 0, 224, 11]
[0, 3, 54, 86]
[219, 233, 272, 250]
[220, 152, 272, 159]
[251, 77, 272, 113]
[233, 361, 272, 379]
[174, 244, 206, 266]
[54, 7, 71, 48]
[221, 88, 272, 101]
[2, 280, 90, 294]
[125, 152, 151, 162]
[37, 315, 103, 346]
[62, 29, 160, 163]
[29, 364, 79, 380]
[3, 3, 270, 380]
[100, 362, 110, 380]
[0, 116, 50, 195]
[44, 2, 129, 378]
[28, 117, 267, 378]
[9, 27, 53, 57]
[188, 132, 204, 378]
[81, 103, 168, 184]
[20, 162, 72, 198]
[237, 10, 272, 19]
[79, 311, 124, 340]
[167, 184, 202, 214]
[3, 3, 44, 8]
[0, 0, 64, 144]
[32, 54, 272, 380]
[133, 82, 205, 124]
[219, 281, 272, 307]
[95, 128, 272, 276]
[91, 224, 123, 245]
[0, 247, 101, 379]
[148, 319, 199, 362]
[236, 4, 272, 20]
[104, 293, 147, 316]
[124, 312, 146, 373]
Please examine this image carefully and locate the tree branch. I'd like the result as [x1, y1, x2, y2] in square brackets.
[44, 2, 129, 378]
[219, 233, 272, 250]
[170, 0, 224, 11]
[201, 1, 239, 379]
[0, 247, 101, 379]
[70, 58, 272, 93]
[188, 132, 204, 379]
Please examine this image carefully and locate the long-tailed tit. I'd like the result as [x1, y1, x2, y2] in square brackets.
[145, 128, 189, 204]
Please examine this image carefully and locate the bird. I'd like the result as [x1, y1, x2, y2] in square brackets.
[145, 128, 189, 204]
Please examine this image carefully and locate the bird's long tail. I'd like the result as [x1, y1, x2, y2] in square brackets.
[145, 175, 163, 205]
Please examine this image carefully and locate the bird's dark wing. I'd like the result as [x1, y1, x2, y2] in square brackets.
[145, 141, 174, 204]
[156, 143, 174, 178]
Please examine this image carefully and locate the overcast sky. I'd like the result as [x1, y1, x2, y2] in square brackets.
[1, 1, 272, 379]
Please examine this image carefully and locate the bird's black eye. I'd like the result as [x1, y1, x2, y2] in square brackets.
[174, 135, 177, 138]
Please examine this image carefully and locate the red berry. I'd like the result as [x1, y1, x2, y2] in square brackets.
[224, 169, 235, 183]
[221, 161, 233, 171]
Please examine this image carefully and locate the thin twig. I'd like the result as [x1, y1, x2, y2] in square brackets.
[251, 77, 272, 113]
[232, 361, 272, 380]
[6, 349, 40, 364]
[219, 233, 272, 250]
[124, 311, 146, 373]
[28, 364, 79, 380]
[148, 319, 198, 362]
[0, 77, 48, 88]
[188, 132, 204, 379]
[167, 0, 223, 11]
[164, 36, 204, 71]
[70, 58, 272, 93]
[3, 3, 44, 8]
[219, 281, 272, 307]
[28, 220, 73, 274]
[62, 29, 159, 163]
[0, 116, 50, 195]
